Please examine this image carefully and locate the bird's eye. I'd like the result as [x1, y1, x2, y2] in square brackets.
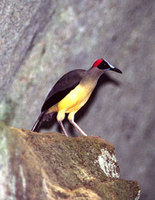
[97, 60, 110, 70]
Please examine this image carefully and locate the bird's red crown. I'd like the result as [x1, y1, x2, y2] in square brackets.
[92, 58, 103, 67]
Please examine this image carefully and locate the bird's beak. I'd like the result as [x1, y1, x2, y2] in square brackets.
[110, 67, 122, 74]
[109, 63, 122, 74]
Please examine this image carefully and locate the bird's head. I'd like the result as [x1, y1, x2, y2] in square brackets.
[92, 58, 122, 74]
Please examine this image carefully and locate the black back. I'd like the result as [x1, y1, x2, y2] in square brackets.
[41, 69, 86, 112]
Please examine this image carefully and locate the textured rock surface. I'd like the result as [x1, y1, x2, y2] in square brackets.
[0, 123, 140, 200]
[0, 0, 154, 199]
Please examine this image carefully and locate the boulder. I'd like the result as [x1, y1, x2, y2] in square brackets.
[0, 123, 140, 200]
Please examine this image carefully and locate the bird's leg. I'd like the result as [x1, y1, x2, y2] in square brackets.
[57, 111, 69, 136]
[68, 113, 87, 136]
[58, 120, 69, 137]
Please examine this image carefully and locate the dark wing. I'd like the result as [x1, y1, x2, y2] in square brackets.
[41, 69, 86, 112]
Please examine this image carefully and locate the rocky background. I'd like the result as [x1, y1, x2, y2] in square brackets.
[0, 0, 154, 199]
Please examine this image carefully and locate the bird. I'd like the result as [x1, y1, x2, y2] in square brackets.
[31, 58, 122, 136]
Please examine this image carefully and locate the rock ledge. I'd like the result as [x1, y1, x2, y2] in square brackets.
[0, 123, 140, 200]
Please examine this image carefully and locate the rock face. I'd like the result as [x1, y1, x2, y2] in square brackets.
[0, 1, 154, 199]
[0, 123, 140, 200]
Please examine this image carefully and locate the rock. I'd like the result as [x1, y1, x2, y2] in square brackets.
[0, 123, 140, 200]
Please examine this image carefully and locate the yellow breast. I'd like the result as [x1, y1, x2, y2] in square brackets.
[58, 84, 94, 113]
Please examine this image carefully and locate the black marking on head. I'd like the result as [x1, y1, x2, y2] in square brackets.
[97, 59, 111, 70]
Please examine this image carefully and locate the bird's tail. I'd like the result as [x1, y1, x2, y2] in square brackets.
[31, 111, 45, 132]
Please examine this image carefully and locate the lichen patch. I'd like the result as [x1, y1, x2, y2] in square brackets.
[98, 149, 120, 178]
